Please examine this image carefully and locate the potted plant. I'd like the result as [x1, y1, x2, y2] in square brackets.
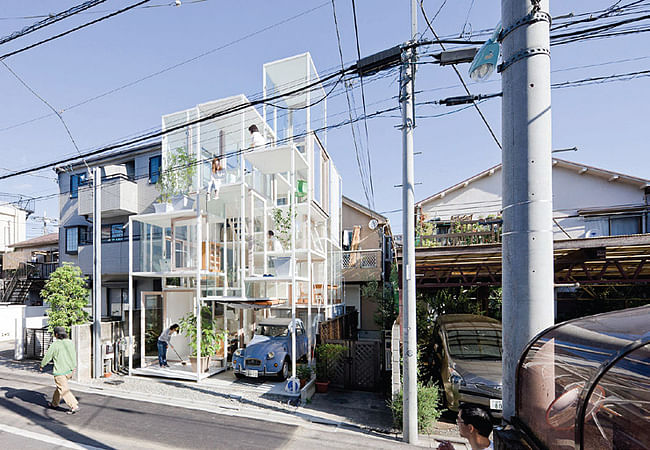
[155, 146, 196, 212]
[178, 306, 222, 373]
[297, 364, 313, 389]
[271, 206, 295, 276]
[314, 343, 346, 393]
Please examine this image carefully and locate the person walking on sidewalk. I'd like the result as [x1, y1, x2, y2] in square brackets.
[157, 324, 179, 368]
[40, 326, 79, 415]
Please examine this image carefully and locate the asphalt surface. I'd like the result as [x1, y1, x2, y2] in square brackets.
[0, 371, 412, 449]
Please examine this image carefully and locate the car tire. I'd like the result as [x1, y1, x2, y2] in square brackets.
[277, 359, 289, 380]
[234, 373, 245, 379]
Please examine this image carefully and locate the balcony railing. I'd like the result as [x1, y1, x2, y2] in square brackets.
[416, 219, 503, 248]
[342, 249, 381, 269]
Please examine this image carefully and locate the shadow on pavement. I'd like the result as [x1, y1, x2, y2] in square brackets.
[0, 387, 114, 449]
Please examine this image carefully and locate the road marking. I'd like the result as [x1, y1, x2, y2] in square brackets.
[0, 423, 104, 450]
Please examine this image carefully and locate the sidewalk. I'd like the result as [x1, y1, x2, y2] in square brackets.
[0, 340, 467, 448]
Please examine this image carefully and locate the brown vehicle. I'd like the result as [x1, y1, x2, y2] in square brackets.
[432, 314, 503, 416]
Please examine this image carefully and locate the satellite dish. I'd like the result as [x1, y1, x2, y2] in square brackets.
[368, 219, 379, 230]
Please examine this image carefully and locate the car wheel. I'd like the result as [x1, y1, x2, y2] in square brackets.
[234, 373, 245, 379]
[277, 359, 289, 380]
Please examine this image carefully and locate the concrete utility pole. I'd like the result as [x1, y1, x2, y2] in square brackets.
[401, 0, 418, 443]
[92, 166, 102, 379]
[500, 0, 554, 419]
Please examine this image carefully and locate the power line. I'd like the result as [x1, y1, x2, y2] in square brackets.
[1, 61, 84, 164]
[350, 0, 375, 209]
[0, 1, 332, 135]
[0, 0, 107, 46]
[0, 1, 150, 61]
[419, 0, 502, 150]
[330, 0, 372, 209]
[0, 64, 355, 181]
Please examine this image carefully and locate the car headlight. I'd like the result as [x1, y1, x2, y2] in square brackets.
[267, 351, 275, 359]
[234, 348, 243, 357]
[450, 368, 465, 392]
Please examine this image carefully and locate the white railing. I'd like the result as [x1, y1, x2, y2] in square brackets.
[342, 249, 381, 269]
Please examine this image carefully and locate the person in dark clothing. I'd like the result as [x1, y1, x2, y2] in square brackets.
[157, 324, 179, 367]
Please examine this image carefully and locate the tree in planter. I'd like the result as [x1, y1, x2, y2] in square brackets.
[40, 263, 90, 335]
[271, 206, 295, 250]
[178, 306, 224, 358]
[314, 343, 346, 382]
[156, 146, 196, 203]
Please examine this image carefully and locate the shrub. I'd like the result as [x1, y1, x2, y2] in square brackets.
[40, 263, 90, 334]
[389, 382, 442, 433]
[297, 364, 313, 381]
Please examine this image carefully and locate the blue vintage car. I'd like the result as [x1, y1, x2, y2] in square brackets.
[232, 317, 309, 380]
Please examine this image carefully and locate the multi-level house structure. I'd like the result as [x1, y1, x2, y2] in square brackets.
[407, 159, 650, 319]
[127, 53, 343, 382]
[341, 196, 393, 335]
[56, 142, 162, 319]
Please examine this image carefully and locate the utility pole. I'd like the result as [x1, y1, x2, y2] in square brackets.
[92, 166, 102, 379]
[500, 0, 554, 419]
[401, 0, 418, 443]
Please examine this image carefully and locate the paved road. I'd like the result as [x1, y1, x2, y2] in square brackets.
[0, 371, 409, 449]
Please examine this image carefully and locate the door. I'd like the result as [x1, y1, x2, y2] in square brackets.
[141, 292, 163, 367]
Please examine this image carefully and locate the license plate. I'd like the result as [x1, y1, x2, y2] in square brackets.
[246, 369, 259, 378]
[490, 399, 502, 410]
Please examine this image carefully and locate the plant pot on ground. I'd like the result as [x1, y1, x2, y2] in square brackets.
[297, 364, 313, 389]
[314, 343, 347, 393]
[178, 306, 225, 373]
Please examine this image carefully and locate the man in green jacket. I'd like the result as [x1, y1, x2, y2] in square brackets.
[40, 326, 79, 414]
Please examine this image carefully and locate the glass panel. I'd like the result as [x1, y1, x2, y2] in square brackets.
[583, 344, 650, 449]
[143, 293, 163, 357]
[66, 227, 78, 253]
[610, 216, 640, 236]
[313, 144, 321, 205]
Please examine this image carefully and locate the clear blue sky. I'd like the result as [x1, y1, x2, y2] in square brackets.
[0, 1, 648, 237]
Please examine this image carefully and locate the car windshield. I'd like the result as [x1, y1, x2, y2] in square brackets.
[446, 328, 502, 359]
[255, 325, 288, 337]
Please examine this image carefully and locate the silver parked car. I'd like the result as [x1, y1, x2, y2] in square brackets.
[432, 314, 503, 415]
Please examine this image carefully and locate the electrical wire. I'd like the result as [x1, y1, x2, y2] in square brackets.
[330, 0, 372, 209]
[419, 0, 502, 150]
[0, 1, 150, 61]
[0, 61, 85, 167]
[0, 0, 107, 46]
[351, 0, 375, 209]
[0, 1, 333, 135]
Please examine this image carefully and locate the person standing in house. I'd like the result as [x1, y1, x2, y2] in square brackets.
[248, 124, 267, 150]
[40, 326, 79, 415]
[157, 323, 179, 368]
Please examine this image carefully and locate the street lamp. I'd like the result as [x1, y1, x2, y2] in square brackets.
[469, 24, 502, 82]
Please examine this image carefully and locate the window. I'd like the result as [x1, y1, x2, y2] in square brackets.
[70, 174, 80, 198]
[610, 216, 641, 236]
[342, 229, 353, 251]
[149, 155, 161, 184]
[101, 224, 126, 242]
[125, 160, 135, 180]
[65, 227, 83, 253]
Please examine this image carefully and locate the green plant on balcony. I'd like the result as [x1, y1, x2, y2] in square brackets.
[156, 146, 196, 203]
[271, 206, 295, 250]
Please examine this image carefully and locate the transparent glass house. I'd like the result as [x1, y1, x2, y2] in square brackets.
[512, 304, 650, 449]
[127, 53, 343, 382]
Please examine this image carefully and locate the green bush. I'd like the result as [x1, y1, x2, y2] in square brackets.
[315, 343, 346, 381]
[389, 382, 442, 433]
[296, 364, 313, 381]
